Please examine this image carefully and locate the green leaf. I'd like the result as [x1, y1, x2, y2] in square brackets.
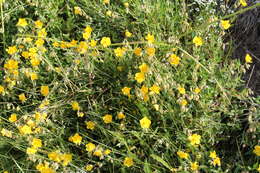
[150, 154, 172, 170]
[143, 160, 152, 173]
[136, 102, 149, 117]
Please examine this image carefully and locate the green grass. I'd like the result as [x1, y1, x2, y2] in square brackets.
[0, 0, 259, 172]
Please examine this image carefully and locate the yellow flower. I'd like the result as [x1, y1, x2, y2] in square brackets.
[124, 2, 129, 8]
[103, 0, 110, 4]
[4, 59, 19, 70]
[24, 37, 33, 43]
[193, 36, 203, 46]
[177, 151, 189, 159]
[146, 47, 155, 56]
[140, 116, 151, 129]
[257, 164, 260, 173]
[245, 54, 252, 63]
[220, 20, 231, 30]
[145, 33, 155, 44]
[168, 54, 180, 66]
[26, 147, 37, 155]
[213, 157, 221, 167]
[0, 85, 4, 94]
[35, 38, 45, 47]
[18, 93, 27, 103]
[83, 32, 91, 40]
[178, 87, 186, 94]
[100, 37, 111, 47]
[77, 41, 88, 54]
[153, 104, 159, 111]
[143, 94, 149, 102]
[117, 112, 126, 119]
[209, 151, 217, 159]
[69, 133, 82, 145]
[134, 47, 142, 56]
[1, 128, 12, 138]
[135, 72, 145, 83]
[125, 30, 132, 37]
[21, 51, 30, 59]
[48, 151, 62, 162]
[30, 57, 41, 67]
[35, 20, 43, 29]
[86, 142, 96, 152]
[32, 138, 42, 148]
[19, 125, 32, 135]
[77, 112, 84, 117]
[114, 47, 126, 57]
[122, 87, 131, 96]
[38, 28, 47, 38]
[6, 46, 17, 55]
[253, 145, 260, 156]
[71, 101, 80, 111]
[30, 72, 38, 81]
[60, 153, 72, 166]
[9, 113, 17, 123]
[93, 149, 103, 157]
[90, 40, 97, 47]
[85, 164, 94, 171]
[104, 149, 111, 155]
[149, 85, 161, 94]
[188, 133, 201, 146]
[17, 18, 28, 27]
[41, 85, 49, 97]
[139, 63, 149, 73]
[194, 87, 201, 94]
[86, 121, 96, 130]
[36, 163, 55, 173]
[52, 42, 60, 47]
[123, 157, 134, 167]
[240, 0, 247, 6]
[180, 99, 188, 106]
[190, 162, 199, 171]
[141, 85, 149, 95]
[106, 10, 112, 17]
[103, 114, 113, 124]
[74, 6, 82, 15]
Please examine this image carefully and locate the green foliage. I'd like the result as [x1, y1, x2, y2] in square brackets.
[0, 0, 259, 173]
